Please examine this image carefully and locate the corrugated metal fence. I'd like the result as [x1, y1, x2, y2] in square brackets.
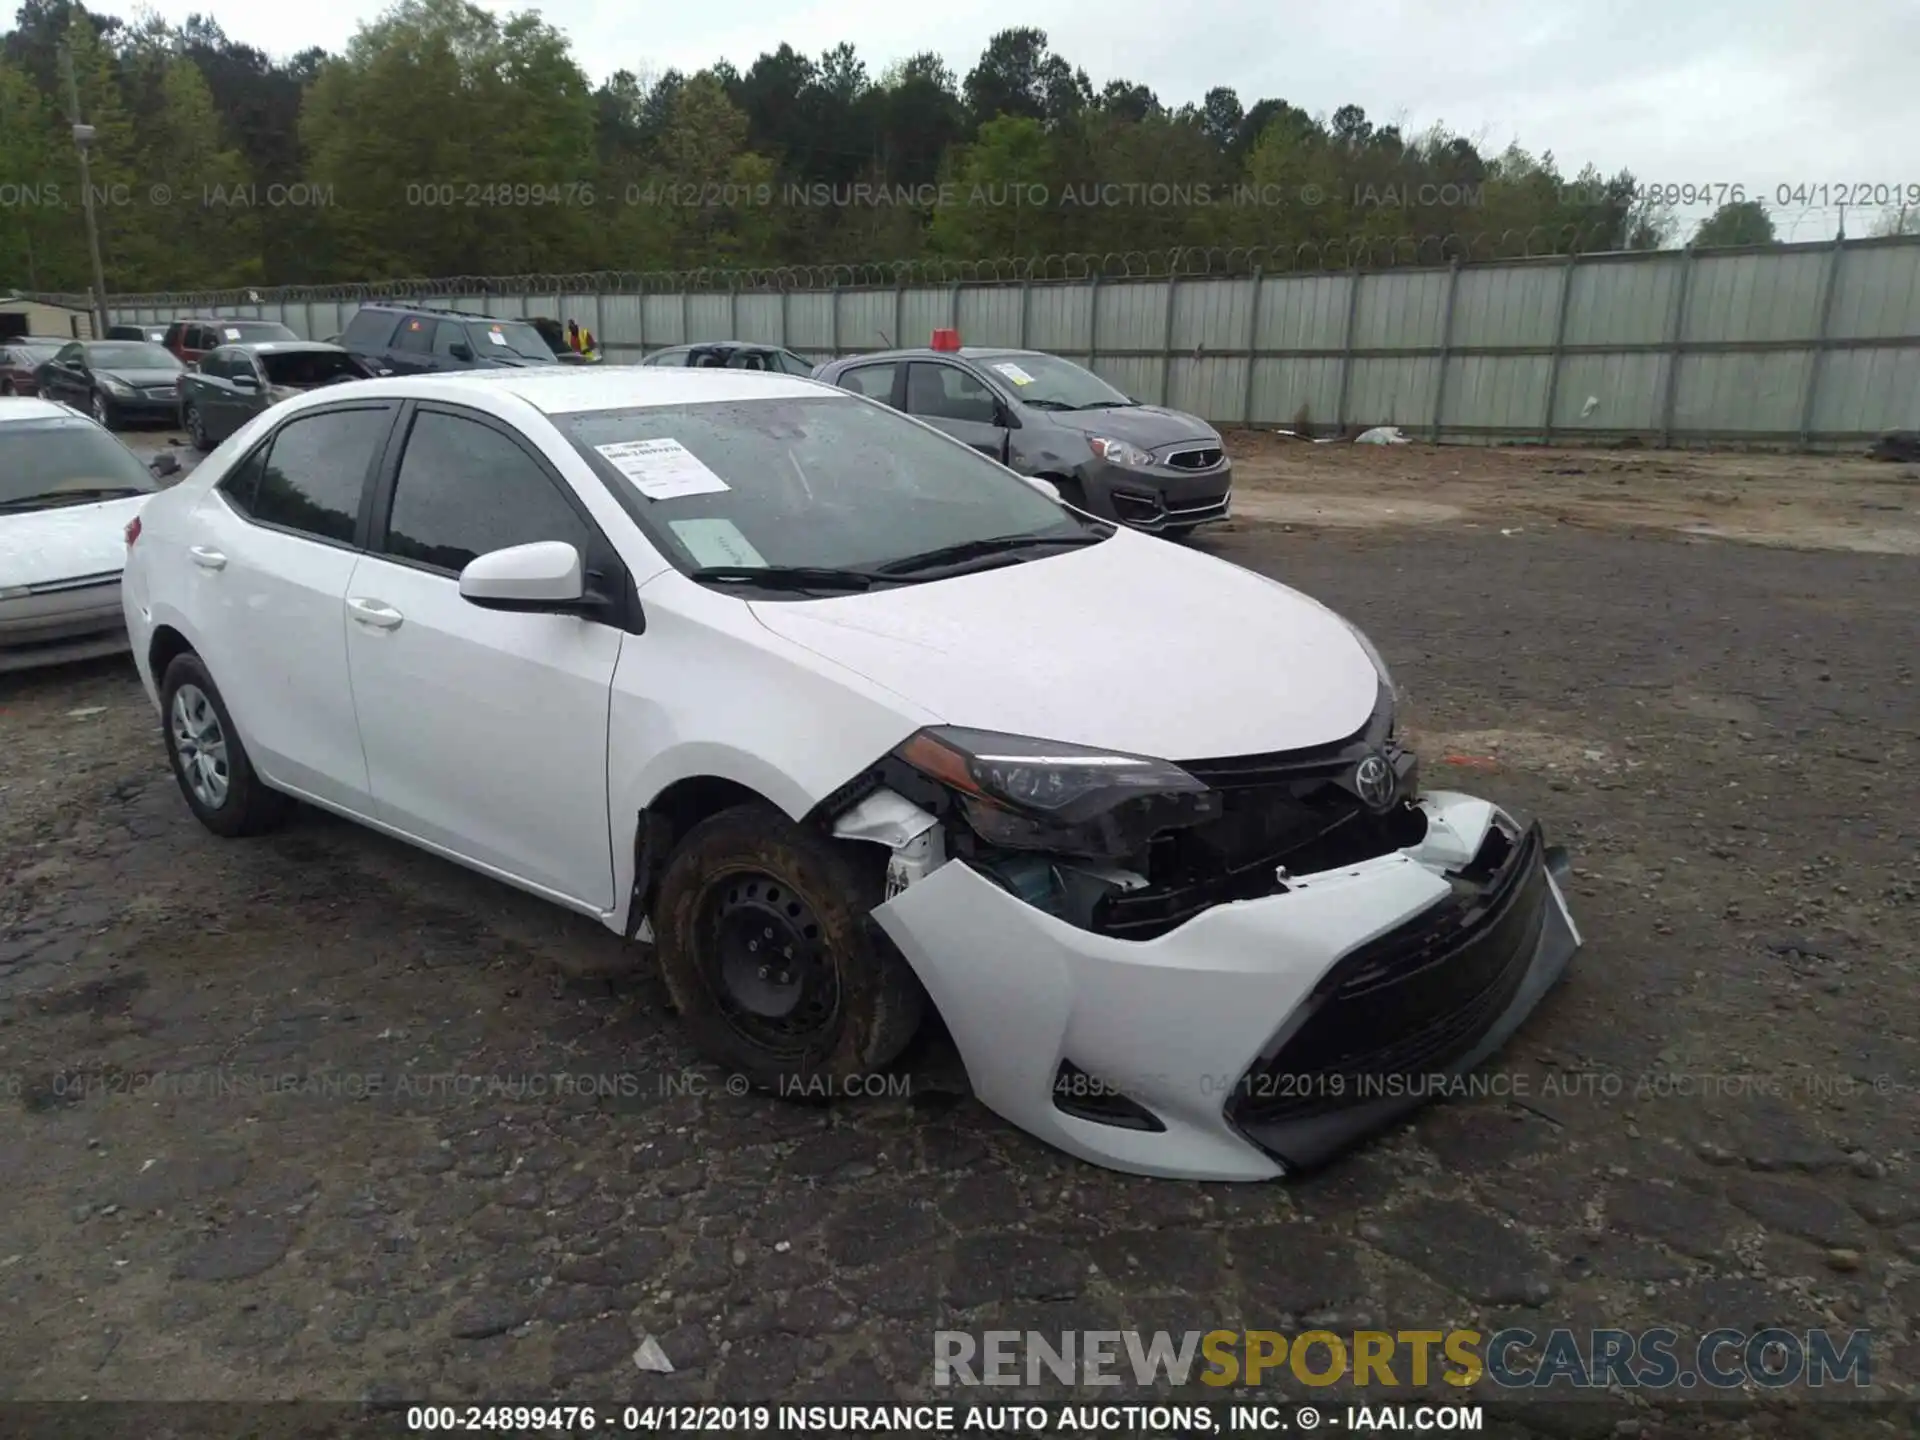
[102, 236, 1920, 446]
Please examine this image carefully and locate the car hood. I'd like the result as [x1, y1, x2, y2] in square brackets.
[748, 531, 1379, 760]
[100, 368, 185, 388]
[0, 493, 148, 587]
[1036, 403, 1219, 449]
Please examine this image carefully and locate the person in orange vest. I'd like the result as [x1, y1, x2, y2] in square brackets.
[564, 318, 600, 363]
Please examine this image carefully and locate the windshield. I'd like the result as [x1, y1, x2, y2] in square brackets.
[8, 344, 59, 364]
[0, 418, 159, 507]
[466, 320, 557, 362]
[262, 350, 366, 387]
[559, 394, 1093, 576]
[978, 351, 1133, 411]
[223, 321, 297, 343]
[86, 342, 181, 370]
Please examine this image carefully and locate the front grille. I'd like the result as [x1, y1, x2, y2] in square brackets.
[1227, 824, 1548, 1126]
[1164, 446, 1224, 470]
[1089, 731, 1421, 941]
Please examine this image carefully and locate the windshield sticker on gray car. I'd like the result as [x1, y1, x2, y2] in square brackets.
[595, 437, 732, 500]
[486, 329, 508, 345]
[223, 328, 242, 340]
[669, 518, 766, 568]
[992, 362, 1035, 385]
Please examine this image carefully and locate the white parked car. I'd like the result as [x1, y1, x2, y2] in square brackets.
[1, 396, 178, 673]
[121, 367, 1581, 1180]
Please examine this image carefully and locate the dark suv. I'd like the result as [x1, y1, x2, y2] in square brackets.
[338, 304, 566, 375]
[813, 344, 1232, 536]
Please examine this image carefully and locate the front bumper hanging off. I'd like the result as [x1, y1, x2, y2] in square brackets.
[870, 789, 1581, 1181]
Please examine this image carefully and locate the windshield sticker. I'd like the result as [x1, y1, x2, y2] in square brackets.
[486, 329, 508, 345]
[992, 361, 1035, 385]
[594, 438, 732, 500]
[223, 328, 242, 340]
[669, 518, 766, 569]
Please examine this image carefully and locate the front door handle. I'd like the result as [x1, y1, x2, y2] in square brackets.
[346, 597, 404, 630]
[189, 546, 226, 570]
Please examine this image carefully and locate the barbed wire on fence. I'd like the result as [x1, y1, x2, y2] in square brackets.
[29, 224, 1917, 311]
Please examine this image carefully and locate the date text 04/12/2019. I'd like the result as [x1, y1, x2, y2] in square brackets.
[402, 1403, 1486, 1432]
[1639, 181, 1920, 208]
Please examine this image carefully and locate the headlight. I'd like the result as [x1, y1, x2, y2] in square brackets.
[1087, 436, 1154, 468]
[101, 376, 133, 395]
[894, 726, 1221, 860]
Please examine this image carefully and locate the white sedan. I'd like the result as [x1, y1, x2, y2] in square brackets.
[121, 366, 1581, 1180]
[1, 397, 179, 672]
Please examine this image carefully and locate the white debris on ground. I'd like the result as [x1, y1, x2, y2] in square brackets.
[1355, 426, 1411, 444]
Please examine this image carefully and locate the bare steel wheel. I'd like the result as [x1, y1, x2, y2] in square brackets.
[652, 803, 925, 1091]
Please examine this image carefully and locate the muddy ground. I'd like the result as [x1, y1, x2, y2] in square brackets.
[1, 431, 1916, 1436]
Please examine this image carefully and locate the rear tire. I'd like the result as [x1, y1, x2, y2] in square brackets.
[652, 803, 925, 1093]
[159, 653, 291, 838]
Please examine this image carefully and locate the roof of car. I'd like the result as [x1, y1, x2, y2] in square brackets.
[358, 303, 519, 321]
[824, 346, 1039, 365]
[287, 366, 836, 416]
[0, 396, 81, 424]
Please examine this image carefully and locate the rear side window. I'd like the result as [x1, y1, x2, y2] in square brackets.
[380, 410, 592, 574]
[837, 362, 897, 404]
[248, 406, 392, 544]
[341, 310, 401, 352]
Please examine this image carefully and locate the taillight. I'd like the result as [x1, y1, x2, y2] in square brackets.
[125, 515, 141, 546]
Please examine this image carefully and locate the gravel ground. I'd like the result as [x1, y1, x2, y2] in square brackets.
[1, 432, 1916, 1436]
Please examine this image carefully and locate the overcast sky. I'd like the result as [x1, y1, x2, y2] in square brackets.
[90, 0, 1919, 237]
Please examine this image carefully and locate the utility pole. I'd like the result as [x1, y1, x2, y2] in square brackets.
[58, 43, 111, 339]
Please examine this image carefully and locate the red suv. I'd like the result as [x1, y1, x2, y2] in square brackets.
[161, 316, 298, 367]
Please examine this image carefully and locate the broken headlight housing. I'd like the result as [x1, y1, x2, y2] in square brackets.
[893, 726, 1221, 861]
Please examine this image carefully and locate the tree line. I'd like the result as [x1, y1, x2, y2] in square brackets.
[0, 0, 1752, 297]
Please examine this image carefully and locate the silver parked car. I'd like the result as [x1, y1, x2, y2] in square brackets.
[813, 341, 1232, 536]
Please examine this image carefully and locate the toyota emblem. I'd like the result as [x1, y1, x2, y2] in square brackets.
[1354, 753, 1396, 810]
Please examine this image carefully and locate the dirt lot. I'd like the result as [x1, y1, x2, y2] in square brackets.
[2, 430, 1917, 1435]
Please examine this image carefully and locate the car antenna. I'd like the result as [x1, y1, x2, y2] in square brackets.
[876, 329, 891, 347]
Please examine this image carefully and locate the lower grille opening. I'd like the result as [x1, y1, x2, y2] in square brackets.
[1228, 823, 1549, 1130]
[1052, 1060, 1165, 1132]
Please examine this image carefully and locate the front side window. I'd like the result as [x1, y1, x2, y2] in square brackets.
[382, 410, 591, 574]
[248, 406, 391, 543]
[341, 310, 399, 352]
[907, 363, 998, 425]
[561, 394, 1085, 576]
[393, 318, 437, 354]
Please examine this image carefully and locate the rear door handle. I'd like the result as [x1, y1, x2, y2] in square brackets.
[189, 546, 226, 570]
[346, 597, 403, 630]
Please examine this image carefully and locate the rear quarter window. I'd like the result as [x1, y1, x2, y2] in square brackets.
[341, 311, 401, 352]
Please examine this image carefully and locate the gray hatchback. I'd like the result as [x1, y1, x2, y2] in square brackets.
[812, 346, 1231, 535]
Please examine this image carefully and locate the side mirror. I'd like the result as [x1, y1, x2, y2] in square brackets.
[458, 541, 590, 612]
[231, 373, 257, 389]
[149, 452, 181, 478]
[448, 342, 473, 362]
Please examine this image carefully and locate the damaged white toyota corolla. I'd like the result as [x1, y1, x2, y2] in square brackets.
[121, 366, 1580, 1181]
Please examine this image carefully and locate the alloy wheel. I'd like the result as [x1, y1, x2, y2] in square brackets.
[170, 683, 231, 809]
